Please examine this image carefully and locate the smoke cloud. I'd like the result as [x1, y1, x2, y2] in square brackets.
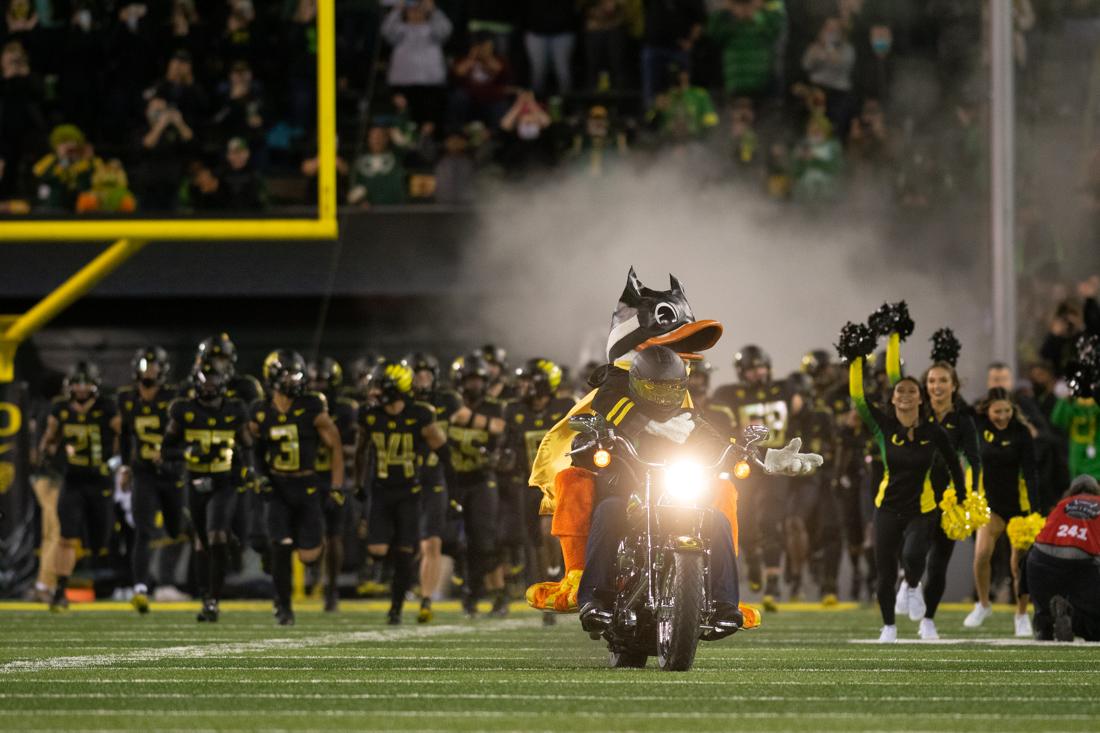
[455, 156, 992, 393]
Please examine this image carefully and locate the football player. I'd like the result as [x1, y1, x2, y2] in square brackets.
[161, 356, 255, 622]
[194, 334, 267, 562]
[308, 358, 359, 612]
[501, 358, 575, 623]
[356, 361, 449, 624]
[39, 361, 123, 612]
[447, 352, 506, 617]
[118, 346, 182, 614]
[712, 344, 802, 610]
[786, 372, 841, 604]
[250, 350, 345, 626]
[402, 351, 461, 623]
[481, 344, 515, 401]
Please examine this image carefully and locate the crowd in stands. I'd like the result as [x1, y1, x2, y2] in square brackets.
[0, 0, 1072, 214]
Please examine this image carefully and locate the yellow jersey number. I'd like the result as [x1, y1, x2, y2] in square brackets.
[183, 428, 236, 473]
[63, 423, 103, 467]
[449, 425, 488, 473]
[371, 432, 416, 480]
[269, 424, 301, 472]
[133, 415, 163, 461]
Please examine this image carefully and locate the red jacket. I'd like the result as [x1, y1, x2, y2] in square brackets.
[1036, 493, 1100, 556]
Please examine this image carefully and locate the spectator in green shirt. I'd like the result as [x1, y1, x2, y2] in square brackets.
[707, 0, 786, 100]
[1051, 397, 1100, 481]
[348, 125, 407, 208]
[646, 65, 718, 141]
[792, 113, 842, 203]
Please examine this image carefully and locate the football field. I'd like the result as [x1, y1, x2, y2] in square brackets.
[0, 602, 1097, 732]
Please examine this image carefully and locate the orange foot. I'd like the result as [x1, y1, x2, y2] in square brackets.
[739, 604, 762, 630]
[526, 569, 583, 613]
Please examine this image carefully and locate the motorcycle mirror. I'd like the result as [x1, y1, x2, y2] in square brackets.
[742, 425, 770, 446]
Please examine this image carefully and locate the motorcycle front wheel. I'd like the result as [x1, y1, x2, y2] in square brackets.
[656, 551, 704, 671]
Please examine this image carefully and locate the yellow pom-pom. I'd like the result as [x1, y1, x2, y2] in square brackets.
[963, 492, 991, 529]
[939, 489, 974, 540]
[1007, 513, 1045, 550]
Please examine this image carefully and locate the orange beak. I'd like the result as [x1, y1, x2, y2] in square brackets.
[636, 319, 724, 361]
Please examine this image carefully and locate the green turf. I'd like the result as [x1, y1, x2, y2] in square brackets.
[0, 604, 1097, 732]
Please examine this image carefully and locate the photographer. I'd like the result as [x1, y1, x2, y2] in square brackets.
[135, 96, 194, 211]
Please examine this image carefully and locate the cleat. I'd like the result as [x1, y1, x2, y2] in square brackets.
[542, 612, 557, 627]
[894, 580, 909, 616]
[907, 584, 926, 621]
[919, 618, 939, 640]
[579, 601, 612, 633]
[821, 593, 838, 608]
[489, 596, 509, 618]
[131, 593, 150, 615]
[762, 595, 778, 613]
[963, 602, 992, 628]
[1051, 596, 1073, 642]
[386, 608, 402, 625]
[462, 596, 478, 619]
[323, 590, 338, 614]
[878, 624, 898, 643]
[1014, 613, 1033, 638]
[275, 605, 295, 626]
[417, 605, 433, 624]
[196, 599, 219, 623]
[48, 595, 69, 613]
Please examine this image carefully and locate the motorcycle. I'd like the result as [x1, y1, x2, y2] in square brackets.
[568, 414, 770, 671]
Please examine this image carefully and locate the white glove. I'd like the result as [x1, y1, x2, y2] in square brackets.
[644, 412, 695, 445]
[764, 438, 824, 477]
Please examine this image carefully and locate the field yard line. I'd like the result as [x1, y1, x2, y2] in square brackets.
[3, 691, 1100, 704]
[8, 677, 1095, 687]
[8, 710, 1100, 721]
[848, 638, 1087, 646]
[0, 620, 533, 675]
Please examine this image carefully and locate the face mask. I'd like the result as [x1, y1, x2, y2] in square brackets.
[872, 38, 891, 54]
[140, 377, 159, 388]
[76, 10, 92, 31]
[517, 121, 541, 141]
[126, 14, 140, 32]
[72, 392, 94, 405]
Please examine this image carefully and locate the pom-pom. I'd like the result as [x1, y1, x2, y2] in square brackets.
[929, 328, 962, 367]
[939, 489, 974, 540]
[1067, 334, 1100, 398]
[868, 301, 915, 341]
[963, 491, 991, 530]
[835, 321, 877, 364]
[1006, 513, 1046, 550]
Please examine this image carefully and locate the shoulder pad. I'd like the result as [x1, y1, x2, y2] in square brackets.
[307, 391, 328, 410]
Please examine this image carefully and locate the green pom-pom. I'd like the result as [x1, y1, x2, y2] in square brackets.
[929, 328, 961, 366]
[868, 301, 915, 341]
[835, 322, 877, 364]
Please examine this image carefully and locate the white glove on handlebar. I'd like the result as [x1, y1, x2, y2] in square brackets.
[644, 412, 695, 445]
[764, 438, 823, 477]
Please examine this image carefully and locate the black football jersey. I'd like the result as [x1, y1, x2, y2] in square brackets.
[167, 396, 249, 475]
[118, 385, 178, 471]
[360, 401, 436, 488]
[447, 398, 504, 480]
[316, 393, 358, 473]
[711, 381, 794, 449]
[50, 396, 119, 478]
[251, 392, 327, 476]
[790, 404, 836, 467]
[504, 397, 576, 474]
[423, 389, 462, 469]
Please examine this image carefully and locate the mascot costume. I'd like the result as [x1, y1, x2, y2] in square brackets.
[526, 268, 818, 627]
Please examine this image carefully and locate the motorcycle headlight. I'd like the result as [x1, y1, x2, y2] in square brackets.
[664, 461, 707, 505]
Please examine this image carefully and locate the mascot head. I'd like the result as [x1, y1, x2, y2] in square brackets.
[606, 267, 723, 362]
